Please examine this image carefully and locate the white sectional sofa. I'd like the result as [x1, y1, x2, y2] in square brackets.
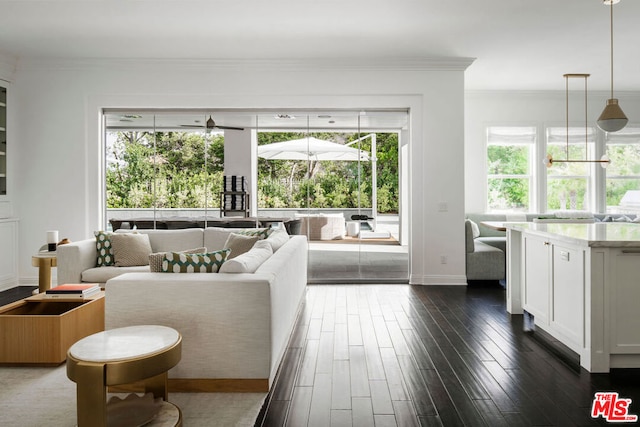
[57, 228, 308, 392]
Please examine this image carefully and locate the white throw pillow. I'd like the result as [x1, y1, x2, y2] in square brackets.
[265, 228, 289, 252]
[468, 219, 480, 238]
[219, 240, 273, 273]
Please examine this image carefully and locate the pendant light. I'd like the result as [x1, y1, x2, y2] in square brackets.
[597, 0, 628, 132]
[544, 74, 611, 168]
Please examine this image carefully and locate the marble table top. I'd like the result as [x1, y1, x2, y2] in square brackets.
[68, 325, 180, 363]
[505, 222, 640, 247]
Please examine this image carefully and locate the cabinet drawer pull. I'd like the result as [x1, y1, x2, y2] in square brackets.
[621, 250, 640, 254]
[543, 241, 550, 246]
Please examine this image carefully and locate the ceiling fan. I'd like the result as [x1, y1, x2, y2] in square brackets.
[180, 115, 245, 131]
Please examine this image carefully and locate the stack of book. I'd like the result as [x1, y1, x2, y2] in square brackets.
[44, 283, 100, 299]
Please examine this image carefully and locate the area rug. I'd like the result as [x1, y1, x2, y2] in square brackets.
[0, 364, 266, 427]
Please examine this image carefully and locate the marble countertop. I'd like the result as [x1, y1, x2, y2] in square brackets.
[505, 222, 640, 247]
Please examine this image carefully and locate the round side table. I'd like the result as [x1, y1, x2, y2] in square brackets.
[67, 325, 182, 427]
[31, 252, 57, 293]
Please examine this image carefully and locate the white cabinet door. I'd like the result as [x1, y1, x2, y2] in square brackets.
[0, 219, 18, 290]
[551, 244, 585, 349]
[523, 234, 550, 325]
[609, 250, 640, 355]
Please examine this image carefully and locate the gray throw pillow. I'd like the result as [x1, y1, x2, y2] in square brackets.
[223, 233, 260, 259]
[110, 233, 153, 267]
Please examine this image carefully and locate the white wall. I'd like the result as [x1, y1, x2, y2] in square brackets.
[465, 90, 640, 214]
[9, 58, 472, 286]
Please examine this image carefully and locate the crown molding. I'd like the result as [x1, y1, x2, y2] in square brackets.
[465, 89, 640, 98]
[16, 56, 476, 72]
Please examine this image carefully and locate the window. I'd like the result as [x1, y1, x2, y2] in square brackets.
[605, 127, 640, 211]
[486, 126, 535, 212]
[545, 126, 595, 211]
[105, 128, 224, 210]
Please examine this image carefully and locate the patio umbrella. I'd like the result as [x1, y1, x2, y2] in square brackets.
[257, 137, 370, 161]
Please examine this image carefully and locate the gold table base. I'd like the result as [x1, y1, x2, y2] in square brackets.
[67, 332, 182, 427]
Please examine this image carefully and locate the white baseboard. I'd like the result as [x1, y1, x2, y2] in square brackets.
[0, 280, 16, 292]
[18, 276, 39, 286]
[409, 274, 467, 285]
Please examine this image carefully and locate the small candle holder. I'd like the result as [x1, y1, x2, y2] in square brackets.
[47, 230, 59, 252]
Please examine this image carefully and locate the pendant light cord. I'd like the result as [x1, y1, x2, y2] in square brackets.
[585, 76, 589, 160]
[610, 0, 614, 99]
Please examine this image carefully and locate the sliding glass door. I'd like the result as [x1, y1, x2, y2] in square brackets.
[103, 109, 409, 282]
[256, 110, 408, 283]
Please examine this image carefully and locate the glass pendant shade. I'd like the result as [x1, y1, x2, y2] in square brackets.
[597, 99, 628, 132]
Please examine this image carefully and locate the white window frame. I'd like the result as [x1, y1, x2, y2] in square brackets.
[604, 126, 640, 213]
[485, 126, 536, 213]
[545, 125, 597, 212]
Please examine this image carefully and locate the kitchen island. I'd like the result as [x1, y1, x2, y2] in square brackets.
[505, 222, 640, 372]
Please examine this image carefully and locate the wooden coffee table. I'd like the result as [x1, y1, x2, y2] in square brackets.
[0, 291, 104, 364]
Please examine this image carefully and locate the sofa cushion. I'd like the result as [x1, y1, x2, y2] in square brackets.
[94, 231, 115, 266]
[223, 233, 260, 259]
[83, 265, 150, 283]
[204, 227, 268, 251]
[149, 247, 207, 272]
[265, 228, 290, 252]
[466, 240, 505, 281]
[162, 249, 230, 273]
[137, 229, 205, 252]
[111, 233, 153, 267]
[477, 236, 506, 253]
[219, 240, 273, 273]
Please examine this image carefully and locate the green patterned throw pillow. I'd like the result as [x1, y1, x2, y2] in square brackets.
[94, 231, 114, 267]
[162, 249, 231, 273]
[149, 247, 207, 272]
[236, 228, 274, 240]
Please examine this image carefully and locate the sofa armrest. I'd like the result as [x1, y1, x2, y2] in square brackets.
[105, 273, 272, 381]
[56, 238, 96, 285]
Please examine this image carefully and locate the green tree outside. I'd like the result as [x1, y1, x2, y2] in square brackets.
[106, 131, 400, 213]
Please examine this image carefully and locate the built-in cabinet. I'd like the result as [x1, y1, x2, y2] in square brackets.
[0, 218, 18, 291]
[508, 223, 640, 372]
[0, 85, 6, 197]
[522, 234, 585, 351]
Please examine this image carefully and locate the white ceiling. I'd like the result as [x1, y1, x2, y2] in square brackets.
[1, 0, 639, 92]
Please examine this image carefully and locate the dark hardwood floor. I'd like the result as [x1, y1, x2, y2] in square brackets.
[260, 283, 640, 426]
[0, 285, 37, 306]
